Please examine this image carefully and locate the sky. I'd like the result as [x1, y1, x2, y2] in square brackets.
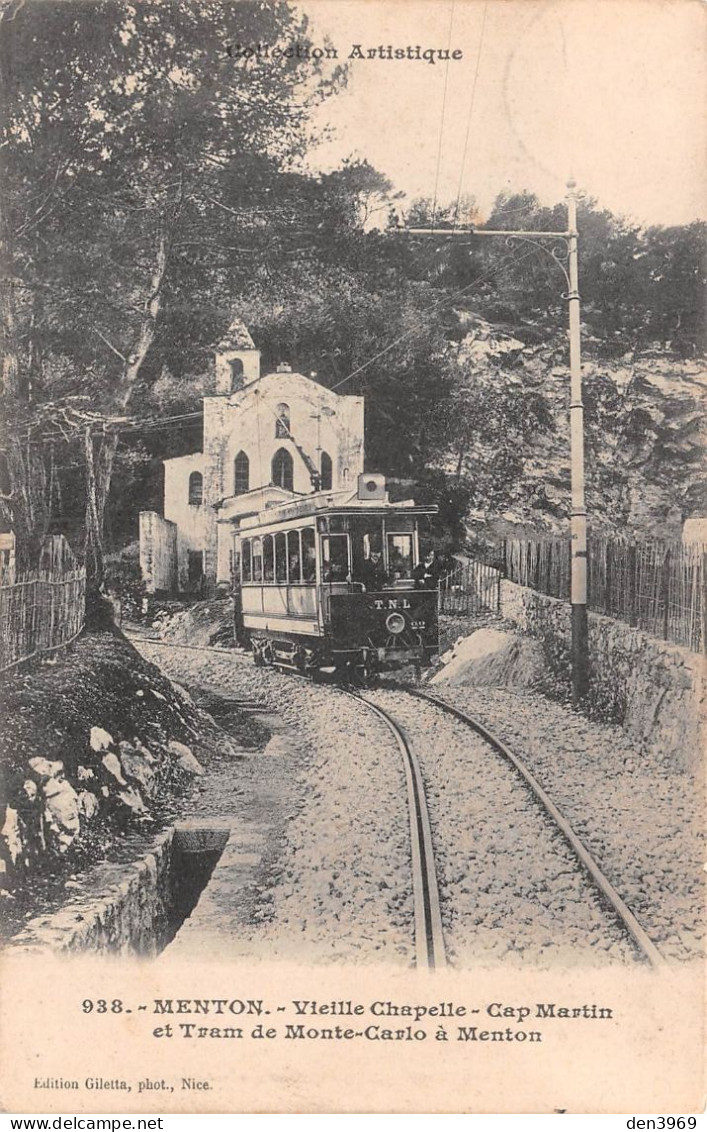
[297, 0, 706, 227]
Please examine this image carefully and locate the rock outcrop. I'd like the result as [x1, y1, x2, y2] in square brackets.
[431, 627, 548, 690]
[0, 631, 226, 899]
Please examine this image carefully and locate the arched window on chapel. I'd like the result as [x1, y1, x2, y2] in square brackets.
[188, 471, 203, 506]
[230, 358, 244, 391]
[320, 451, 333, 491]
[234, 451, 249, 496]
[275, 403, 290, 438]
[272, 448, 294, 492]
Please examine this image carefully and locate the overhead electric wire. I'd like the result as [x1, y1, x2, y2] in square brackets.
[24, 240, 539, 449]
[45, 245, 541, 443]
[452, 1, 488, 230]
[430, 0, 457, 230]
[327, 241, 539, 395]
[23, 24, 498, 445]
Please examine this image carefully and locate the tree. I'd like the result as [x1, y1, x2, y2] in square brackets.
[0, 0, 343, 583]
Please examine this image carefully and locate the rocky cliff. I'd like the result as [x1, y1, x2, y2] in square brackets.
[443, 316, 705, 540]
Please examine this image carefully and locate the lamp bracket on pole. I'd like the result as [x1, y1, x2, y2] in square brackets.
[403, 227, 573, 292]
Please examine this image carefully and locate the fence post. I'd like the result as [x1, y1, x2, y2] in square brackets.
[662, 547, 671, 640]
[32, 579, 39, 658]
[628, 543, 638, 627]
[696, 550, 701, 656]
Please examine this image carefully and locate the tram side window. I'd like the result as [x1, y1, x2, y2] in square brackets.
[287, 529, 301, 583]
[263, 535, 274, 583]
[252, 537, 263, 583]
[322, 534, 350, 583]
[241, 539, 252, 583]
[387, 533, 414, 581]
[301, 528, 316, 583]
[275, 532, 287, 583]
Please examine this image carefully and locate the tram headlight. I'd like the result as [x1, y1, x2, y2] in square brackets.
[385, 612, 406, 635]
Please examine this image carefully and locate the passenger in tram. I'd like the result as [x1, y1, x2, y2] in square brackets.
[389, 548, 410, 583]
[322, 534, 350, 583]
[413, 549, 439, 589]
[303, 542, 317, 583]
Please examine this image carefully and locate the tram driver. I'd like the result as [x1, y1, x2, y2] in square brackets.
[358, 550, 388, 592]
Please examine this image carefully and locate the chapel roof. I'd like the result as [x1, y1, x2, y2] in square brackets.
[216, 316, 256, 352]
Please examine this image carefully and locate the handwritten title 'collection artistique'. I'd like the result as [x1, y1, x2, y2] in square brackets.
[226, 43, 464, 65]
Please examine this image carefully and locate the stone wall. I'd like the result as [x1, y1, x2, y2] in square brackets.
[162, 451, 208, 589]
[9, 824, 230, 956]
[500, 580, 705, 767]
[139, 511, 178, 593]
[9, 829, 174, 955]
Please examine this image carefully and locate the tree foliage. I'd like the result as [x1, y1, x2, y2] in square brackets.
[0, 0, 343, 577]
[1, 0, 703, 573]
[399, 190, 706, 359]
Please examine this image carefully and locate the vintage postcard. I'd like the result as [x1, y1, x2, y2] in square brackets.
[0, 0, 704, 1115]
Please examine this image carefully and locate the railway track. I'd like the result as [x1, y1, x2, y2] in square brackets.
[130, 636, 666, 969]
[374, 684, 666, 970]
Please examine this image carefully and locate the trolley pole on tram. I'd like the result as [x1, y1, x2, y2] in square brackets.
[404, 179, 589, 703]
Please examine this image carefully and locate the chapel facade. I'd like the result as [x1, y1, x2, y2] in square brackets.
[139, 320, 365, 593]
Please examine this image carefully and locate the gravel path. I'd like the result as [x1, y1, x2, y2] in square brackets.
[134, 642, 415, 965]
[366, 687, 638, 968]
[133, 640, 702, 968]
[424, 684, 704, 964]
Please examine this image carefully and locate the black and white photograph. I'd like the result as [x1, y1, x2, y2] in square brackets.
[0, 0, 704, 1115]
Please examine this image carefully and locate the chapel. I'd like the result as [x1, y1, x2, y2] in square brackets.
[139, 319, 365, 593]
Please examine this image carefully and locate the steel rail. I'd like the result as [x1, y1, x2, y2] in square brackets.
[404, 686, 666, 970]
[345, 690, 447, 972]
[123, 633, 249, 655]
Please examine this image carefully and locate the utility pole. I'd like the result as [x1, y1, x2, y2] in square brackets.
[403, 179, 589, 703]
[565, 181, 588, 702]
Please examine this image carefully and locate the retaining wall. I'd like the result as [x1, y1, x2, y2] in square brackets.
[500, 580, 705, 767]
[9, 830, 173, 956]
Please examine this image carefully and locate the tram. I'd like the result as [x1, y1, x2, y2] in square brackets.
[235, 474, 439, 679]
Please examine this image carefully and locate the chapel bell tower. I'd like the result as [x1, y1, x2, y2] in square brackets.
[214, 317, 261, 394]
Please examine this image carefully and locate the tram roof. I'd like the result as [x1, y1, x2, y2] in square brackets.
[239, 489, 437, 533]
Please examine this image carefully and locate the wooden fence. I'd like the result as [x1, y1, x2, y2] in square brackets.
[439, 557, 502, 616]
[504, 536, 706, 653]
[0, 536, 86, 672]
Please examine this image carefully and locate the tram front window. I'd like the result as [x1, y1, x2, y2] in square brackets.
[322, 534, 350, 583]
[387, 533, 414, 583]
